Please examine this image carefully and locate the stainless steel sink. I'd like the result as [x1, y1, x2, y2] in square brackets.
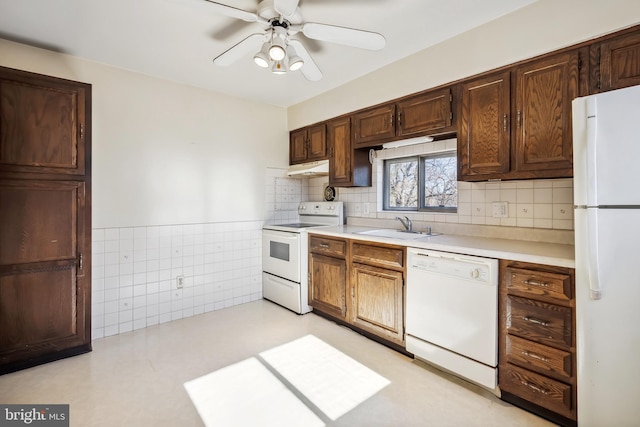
[354, 228, 441, 240]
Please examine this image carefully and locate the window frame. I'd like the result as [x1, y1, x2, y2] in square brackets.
[383, 156, 419, 211]
[383, 150, 458, 213]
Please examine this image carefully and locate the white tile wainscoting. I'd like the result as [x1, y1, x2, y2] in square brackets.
[91, 221, 263, 339]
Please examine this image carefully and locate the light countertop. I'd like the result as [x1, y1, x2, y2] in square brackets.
[308, 225, 575, 268]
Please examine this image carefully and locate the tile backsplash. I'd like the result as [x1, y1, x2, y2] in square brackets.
[308, 139, 574, 231]
[264, 167, 309, 224]
[91, 221, 262, 339]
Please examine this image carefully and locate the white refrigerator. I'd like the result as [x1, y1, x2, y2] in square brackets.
[572, 84, 640, 426]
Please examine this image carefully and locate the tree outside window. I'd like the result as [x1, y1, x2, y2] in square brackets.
[384, 151, 457, 212]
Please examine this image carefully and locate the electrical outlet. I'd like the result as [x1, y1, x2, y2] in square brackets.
[176, 275, 184, 289]
[492, 202, 508, 218]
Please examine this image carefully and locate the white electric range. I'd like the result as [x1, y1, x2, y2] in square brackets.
[262, 201, 344, 314]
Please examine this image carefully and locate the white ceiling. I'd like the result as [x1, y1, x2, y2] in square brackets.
[0, 0, 536, 107]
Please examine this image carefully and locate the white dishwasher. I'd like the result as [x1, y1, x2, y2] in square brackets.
[405, 248, 499, 392]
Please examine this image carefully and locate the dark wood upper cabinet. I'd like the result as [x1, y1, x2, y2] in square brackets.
[0, 74, 86, 176]
[592, 30, 640, 93]
[352, 103, 396, 147]
[0, 66, 91, 375]
[290, 25, 640, 184]
[289, 123, 327, 164]
[513, 51, 580, 175]
[458, 71, 511, 179]
[396, 88, 453, 138]
[328, 117, 370, 187]
[328, 117, 351, 186]
[459, 48, 585, 181]
[352, 87, 455, 148]
[289, 128, 307, 163]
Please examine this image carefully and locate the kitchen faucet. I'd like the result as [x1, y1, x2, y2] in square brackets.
[395, 216, 412, 232]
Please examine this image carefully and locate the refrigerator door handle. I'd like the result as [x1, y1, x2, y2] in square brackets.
[586, 96, 598, 207]
[587, 208, 603, 300]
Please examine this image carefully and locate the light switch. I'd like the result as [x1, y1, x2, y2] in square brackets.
[492, 202, 508, 218]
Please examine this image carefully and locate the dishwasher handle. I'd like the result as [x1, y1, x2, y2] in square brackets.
[408, 248, 498, 285]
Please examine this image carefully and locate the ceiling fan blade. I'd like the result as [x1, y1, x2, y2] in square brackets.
[273, 0, 300, 18]
[213, 33, 265, 66]
[203, 1, 261, 23]
[289, 39, 322, 81]
[300, 22, 385, 50]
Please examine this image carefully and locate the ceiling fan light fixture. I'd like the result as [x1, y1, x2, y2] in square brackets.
[268, 36, 286, 61]
[253, 42, 271, 68]
[271, 59, 288, 75]
[286, 45, 304, 71]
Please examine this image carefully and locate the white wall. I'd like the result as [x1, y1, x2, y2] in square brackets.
[288, 0, 640, 128]
[0, 39, 288, 228]
[0, 38, 288, 338]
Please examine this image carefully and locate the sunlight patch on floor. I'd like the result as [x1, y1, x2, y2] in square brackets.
[184, 335, 390, 426]
[260, 335, 390, 421]
[184, 357, 325, 427]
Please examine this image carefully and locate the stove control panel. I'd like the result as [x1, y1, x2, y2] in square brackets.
[298, 201, 342, 215]
[298, 201, 344, 224]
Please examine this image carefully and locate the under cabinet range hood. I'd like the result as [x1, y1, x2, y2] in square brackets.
[286, 160, 329, 177]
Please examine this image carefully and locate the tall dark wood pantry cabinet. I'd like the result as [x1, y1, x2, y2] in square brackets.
[0, 66, 92, 374]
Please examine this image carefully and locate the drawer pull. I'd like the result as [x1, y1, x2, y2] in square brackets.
[319, 243, 330, 248]
[523, 316, 550, 327]
[523, 279, 549, 287]
[521, 380, 549, 395]
[522, 351, 550, 362]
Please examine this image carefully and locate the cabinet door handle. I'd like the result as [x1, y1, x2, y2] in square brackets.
[522, 351, 550, 363]
[521, 380, 549, 395]
[397, 111, 402, 127]
[319, 243, 329, 248]
[390, 113, 394, 128]
[517, 110, 522, 128]
[78, 252, 84, 270]
[503, 114, 508, 132]
[523, 316, 549, 327]
[351, 287, 355, 298]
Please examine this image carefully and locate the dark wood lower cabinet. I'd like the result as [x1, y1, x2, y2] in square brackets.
[351, 263, 404, 345]
[499, 260, 576, 427]
[501, 364, 574, 419]
[0, 66, 91, 375]
[309, 252, 347, 320]
[308, 234, 406, 349]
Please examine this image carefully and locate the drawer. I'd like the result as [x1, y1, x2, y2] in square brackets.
[506, 295, 573, 350]
[500, 364, 574, 420]
[309, 235, 347, 258]
[352, 242, 404, 270]
[505, 334, 573, 381]
[506, 267, 572, 302]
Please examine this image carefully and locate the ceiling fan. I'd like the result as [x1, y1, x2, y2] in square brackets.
[204, 0, 386, 81]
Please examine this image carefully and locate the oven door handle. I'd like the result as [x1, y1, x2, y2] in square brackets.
[263, 230, 300, 241]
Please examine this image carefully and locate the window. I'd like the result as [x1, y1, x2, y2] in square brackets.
[383, 151, 457, 212]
